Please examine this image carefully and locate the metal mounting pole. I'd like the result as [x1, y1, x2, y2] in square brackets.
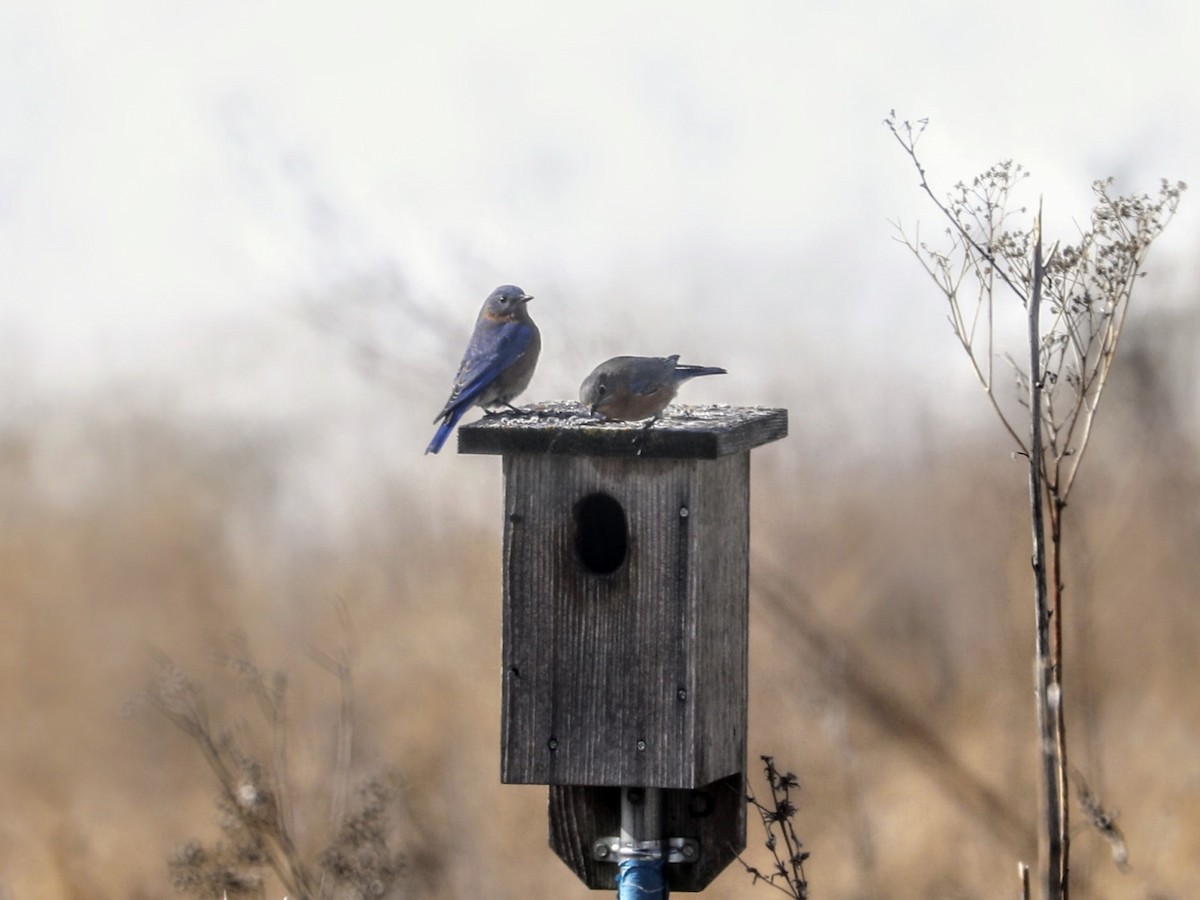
[616, 787, 667, 898]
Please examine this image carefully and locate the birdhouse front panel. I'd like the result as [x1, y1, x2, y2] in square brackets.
[499, 451, 749, 789]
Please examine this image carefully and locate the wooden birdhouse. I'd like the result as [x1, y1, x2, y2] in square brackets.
[458, 402, 787, 892]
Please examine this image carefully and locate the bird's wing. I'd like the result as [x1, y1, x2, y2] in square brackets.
[436, 321, 534, 417]
[626, 357, 677, 396]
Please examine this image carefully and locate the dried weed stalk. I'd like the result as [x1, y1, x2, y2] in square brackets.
[135, 623, 405, 900]
[886, 110, 1184, 900]
[739, 755, 810, 899]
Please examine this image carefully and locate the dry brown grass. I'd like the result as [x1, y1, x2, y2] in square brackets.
[1, 366, 1198, 898]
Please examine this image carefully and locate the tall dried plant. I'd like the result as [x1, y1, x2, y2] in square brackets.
[885, 111, 1185, 900]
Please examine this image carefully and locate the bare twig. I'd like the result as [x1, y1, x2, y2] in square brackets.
[1072, 768, 1129, 872]
[738, 755, 810, 898]
[1026, 208, 1067, 898]
[305, 596, 358, 829]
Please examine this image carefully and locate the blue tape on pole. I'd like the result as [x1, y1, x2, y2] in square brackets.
[616, 857, 668, 899]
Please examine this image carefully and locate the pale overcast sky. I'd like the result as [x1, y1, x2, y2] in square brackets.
[3, 0, 1197, 447]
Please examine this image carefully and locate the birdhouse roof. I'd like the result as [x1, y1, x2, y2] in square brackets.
[457, 402, 787, 459]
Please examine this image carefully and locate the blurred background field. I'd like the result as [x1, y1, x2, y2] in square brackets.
[3, 306, 1199, 898]
[4, 1, 1200, 897]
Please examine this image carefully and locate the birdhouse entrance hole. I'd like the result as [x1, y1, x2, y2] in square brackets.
[573, 492, 628, 575]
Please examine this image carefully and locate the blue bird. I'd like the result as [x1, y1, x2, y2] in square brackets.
[579, 355, 726, 424]
[426, 285, 541, 454]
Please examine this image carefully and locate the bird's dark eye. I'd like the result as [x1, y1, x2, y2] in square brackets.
[597, 384, 607, 396]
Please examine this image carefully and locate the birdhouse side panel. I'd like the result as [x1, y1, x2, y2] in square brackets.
[686, 452, 750, 786]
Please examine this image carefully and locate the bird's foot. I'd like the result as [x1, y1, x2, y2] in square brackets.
[483, 403, 546, 420]
[631, 417, 658, 455]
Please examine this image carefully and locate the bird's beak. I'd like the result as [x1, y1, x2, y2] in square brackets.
[522, 294, 534, 302]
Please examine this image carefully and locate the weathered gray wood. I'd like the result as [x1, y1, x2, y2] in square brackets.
[501, 452, 749, 788]
[458, 402, 787, 459]
[548, 775, 746, 892]
[548, 785, 620, 888]
[477, 404, 783, 889]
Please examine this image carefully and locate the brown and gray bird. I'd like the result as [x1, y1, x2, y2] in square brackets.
[579, 354, 726, 423]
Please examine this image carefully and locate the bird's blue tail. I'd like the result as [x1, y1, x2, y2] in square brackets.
[425, 406, 467, 454]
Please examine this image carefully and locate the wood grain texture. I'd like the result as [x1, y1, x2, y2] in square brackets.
[500, 452, 750, 788]
[548, 775, 746, 892]
[458, 402, 787, 459]
[478, 410, 779, 889]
